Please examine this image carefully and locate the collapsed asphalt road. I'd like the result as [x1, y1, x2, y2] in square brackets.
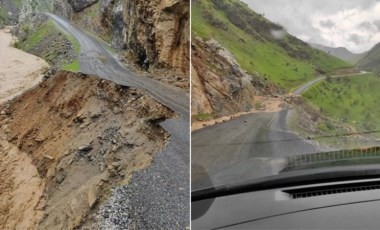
[46, 13, 189, 229]
[47, 13, 188, 118]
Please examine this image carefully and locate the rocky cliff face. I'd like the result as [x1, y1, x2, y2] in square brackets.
[67, 0, 98, 12]
[192, 36, 274, 116]
[99, 0, 189, 74]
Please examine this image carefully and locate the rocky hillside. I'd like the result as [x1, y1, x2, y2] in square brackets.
[191, 0, 351, 119]
[17, 0, 189, 80]
[0, 0, 22, 26]
[310, 43, 367, 64]
[192, 36, 276, 116]
[0, 71, 172, 229]
[357, 42, 380, 74]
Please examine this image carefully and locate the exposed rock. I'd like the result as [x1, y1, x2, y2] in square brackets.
[67, 0, 99, 12]
[53, 0, 74, 18]
[192, 37, 261, 116]
[78, 144, 93, 153]
[88, 185, 98, 208]
[98, 0, 189, 74]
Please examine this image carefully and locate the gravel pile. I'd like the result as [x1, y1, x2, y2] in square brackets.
[94, 118, 190, 230]
[95, 187, 131, 230]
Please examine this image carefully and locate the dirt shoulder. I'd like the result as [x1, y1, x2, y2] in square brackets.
[192, 96, 284, 131]
[0, 26, 49, 104]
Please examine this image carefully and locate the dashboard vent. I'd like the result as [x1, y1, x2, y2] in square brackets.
[284, 181, 380, 199]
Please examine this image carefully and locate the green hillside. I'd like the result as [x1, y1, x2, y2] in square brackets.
[357, 43, 380, 74]
[303, 74, 380, 132]
[192, 0, 352, 90]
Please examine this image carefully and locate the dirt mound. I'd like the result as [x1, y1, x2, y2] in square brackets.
[0, 71, 173, 229]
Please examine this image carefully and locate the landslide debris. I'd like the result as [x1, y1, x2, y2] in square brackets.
[191, 36, 279, 120]
[0, 71, 173, 229]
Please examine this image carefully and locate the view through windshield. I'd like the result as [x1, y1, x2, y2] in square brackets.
[191, 0, 380, 191]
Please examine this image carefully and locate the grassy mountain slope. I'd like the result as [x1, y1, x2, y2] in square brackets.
[357, 43, 380, 74]
[192, 0, 352, 90]
[310, 43, 367, 64]
[303, 73, 380, 132]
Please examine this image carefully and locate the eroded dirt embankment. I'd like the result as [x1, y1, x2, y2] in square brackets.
[0, 71, 173, 229]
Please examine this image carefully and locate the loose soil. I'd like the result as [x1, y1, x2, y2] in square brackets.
[0, 71, 173, 229]
[192, 96, 284, 131]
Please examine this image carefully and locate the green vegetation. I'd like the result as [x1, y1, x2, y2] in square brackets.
[192, 0, 351, 90]
[14, 20, 81, 72]
[14, 21, 52, 51]
[60, 29, 80, 71]
[62, 59, 80, 72]
[303, 74, 380, 132]
[193, 113, 214, 121]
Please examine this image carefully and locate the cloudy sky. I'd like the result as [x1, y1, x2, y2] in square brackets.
[241, 0, 380, 53]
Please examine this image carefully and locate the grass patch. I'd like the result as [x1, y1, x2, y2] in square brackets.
[193, 113, 214, 121]
[303, 74, 380, 132]
[15, 21, 53, 51]
[62, 59, 80, 72]
[59, 29, 80, 71]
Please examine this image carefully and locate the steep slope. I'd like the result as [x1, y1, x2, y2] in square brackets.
[357, 42, 380, 74]
[191, 36, 277, 116]
[0, 71, 173, 229]
[191, 0, 351, 120]
[310, 43, 368, 64]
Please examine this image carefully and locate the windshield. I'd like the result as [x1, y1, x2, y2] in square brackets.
[191, 0, 380, 192]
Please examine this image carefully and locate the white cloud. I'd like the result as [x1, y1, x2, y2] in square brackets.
[311, 3, 380, 52]
[242, 0, 380, 53]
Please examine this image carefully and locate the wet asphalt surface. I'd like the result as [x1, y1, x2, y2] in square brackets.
[47, 14, 189, 229]
[191, 110, 318, 190]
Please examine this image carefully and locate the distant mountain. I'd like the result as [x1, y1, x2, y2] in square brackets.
[309, 43, 368, 64]
[357, 42, 380, 74]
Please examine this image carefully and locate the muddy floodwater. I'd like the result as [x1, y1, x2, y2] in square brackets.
[0, 26, 48, 103]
